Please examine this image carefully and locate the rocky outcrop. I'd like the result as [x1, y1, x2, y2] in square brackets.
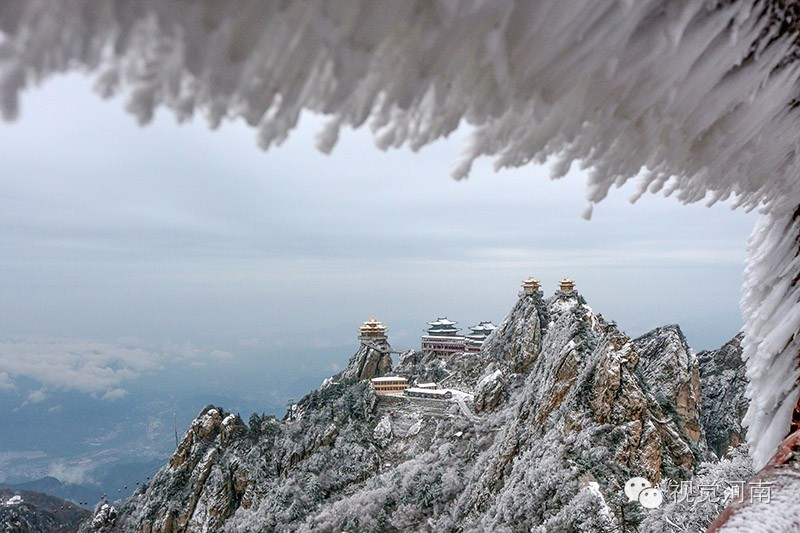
[339, 338, 393, 380]
[473, 368, 506, 413]
[92, 380, 382, 532]
[698, 332, 748, 459]
[459, 291, 702, 530]
[89, 504, 117, 532]
[481, 290, 547, 373]
[635, 325, 702, 444]
[103, 406, 251, 532]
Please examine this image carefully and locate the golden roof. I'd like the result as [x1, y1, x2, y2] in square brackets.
[359, 317, 388, 334]
[559, 278, 576, 289]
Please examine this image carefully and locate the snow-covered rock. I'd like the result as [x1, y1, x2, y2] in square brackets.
[481, 289, 548, 373]
[635, 325, 702, 444]
[698, 333, 749, 460]
[373, 416, 393, 447]
[90, 503, 117, 532]
[473, 368, 506, 414]
[339, 338, 393, 381]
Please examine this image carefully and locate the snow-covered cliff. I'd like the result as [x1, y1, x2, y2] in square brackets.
[698, 333, 748, 460]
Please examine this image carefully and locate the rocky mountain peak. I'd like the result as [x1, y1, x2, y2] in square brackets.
[480, 289, 548, 374]
[91, 290, 749, 532]
[634, 324, 702, 444]
[464, 289, 705, 520]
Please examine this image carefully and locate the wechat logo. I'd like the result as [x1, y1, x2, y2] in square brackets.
[624, 477, 663, 509]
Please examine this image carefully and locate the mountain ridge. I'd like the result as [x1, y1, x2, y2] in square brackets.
[85, 288, 748, 532]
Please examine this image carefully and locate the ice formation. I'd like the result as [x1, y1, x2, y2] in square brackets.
[741, 208, 800, 467]
[1, 1, 799, 468]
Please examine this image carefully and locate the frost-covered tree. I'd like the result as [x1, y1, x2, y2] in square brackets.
[640, 446, 753, 532]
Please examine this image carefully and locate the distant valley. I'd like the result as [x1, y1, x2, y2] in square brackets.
[0, 344, 343, 509]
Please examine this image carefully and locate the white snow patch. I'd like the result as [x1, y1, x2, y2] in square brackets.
[446, 389, 475, 402]
[406, 418, 424, 437]
[477, 370, 502, 389]
[718, 471, 800, 532]
[373, 415, 393, 446]
[550, 298, 576, 315]
[585, 482, 615, 524]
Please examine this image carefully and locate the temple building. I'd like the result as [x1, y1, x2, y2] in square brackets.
[404, 387, 453, 400]
[345, 317, 393, 382]
[370, 376, 409, 394]
[559, 278, 576, 292]
[464, 321, 497, 352]
[421, 317, 465, 356]
[358, 317, 388, 341]
[521, 277, 541, 295]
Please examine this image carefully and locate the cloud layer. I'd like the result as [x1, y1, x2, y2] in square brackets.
[0, 338, 234, 399]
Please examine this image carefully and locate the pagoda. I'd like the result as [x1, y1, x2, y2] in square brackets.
[464, 321, 497, 352]
[559, 278, 576, 292]
[358, 317, 388, 341]
[421, 317, 465, 357]
[425, 317, 460, 336]
[521, 277, 541, 295]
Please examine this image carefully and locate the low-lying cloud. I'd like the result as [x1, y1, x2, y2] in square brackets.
[47, 461, 96, 486]
[0, 338, 235, 400]
[0, 371, 13, 391]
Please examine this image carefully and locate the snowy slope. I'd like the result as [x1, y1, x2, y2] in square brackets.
[1, 0, 798, 470]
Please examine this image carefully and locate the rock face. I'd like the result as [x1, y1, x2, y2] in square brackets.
[481, 290, 547, 373]
[90, 503, 117, 532]
[339, 338, 393, 380]
[473, 369, 506, 414]
[634, 325, 703, 445]
[107, 406, 251, 532]
[93, 291, 748, 532]
[698, 333, 748, 459]
[459, 290, 704, 532]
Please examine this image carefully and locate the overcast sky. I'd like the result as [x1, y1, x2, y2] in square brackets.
[0, 74, 755, 399]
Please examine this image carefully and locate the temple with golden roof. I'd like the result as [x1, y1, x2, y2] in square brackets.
[521, 277, 541, 295]
[358, 317, 388, 341]
[559, 278, 576, 292]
